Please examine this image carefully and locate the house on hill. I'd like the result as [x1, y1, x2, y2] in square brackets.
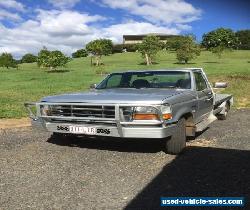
[123, 33, 180, 44]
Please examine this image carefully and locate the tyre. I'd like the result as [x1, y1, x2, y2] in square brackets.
[165, 118, 186, 154]
[217, 103, 230, 120]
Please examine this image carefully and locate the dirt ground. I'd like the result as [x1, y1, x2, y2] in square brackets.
[0, 118, 30, 129]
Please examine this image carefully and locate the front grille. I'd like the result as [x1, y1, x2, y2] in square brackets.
[47, 105, 115, 119]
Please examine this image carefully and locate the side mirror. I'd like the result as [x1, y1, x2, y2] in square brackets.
[214, 82, 228, 88]
[89, 83, 97, 89]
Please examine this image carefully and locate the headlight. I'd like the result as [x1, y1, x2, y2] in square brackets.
[121, 107, 134, 121]
[133, 106, 159, 120]
[40, 105, 51, 116]
[161, 105, 172, 120]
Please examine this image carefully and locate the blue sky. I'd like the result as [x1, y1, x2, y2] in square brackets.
[0, 0, 249, 57]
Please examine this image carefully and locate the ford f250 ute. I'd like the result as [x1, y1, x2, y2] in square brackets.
[25, 68, 233, 154]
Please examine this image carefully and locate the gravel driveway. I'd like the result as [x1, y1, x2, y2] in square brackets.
[0, 109, 249, 210]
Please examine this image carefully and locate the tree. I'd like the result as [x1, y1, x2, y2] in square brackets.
[86, 39, 113, 66]
[137, 35, 162, 65]
[21, 53, 37, 63]
[165, 36, 186, 51]
[0, 53, 17, 68]
[47, 50, 70, 69]
[176, 36, 201, 64]
[72, 49, 88, 58]
[37, 48, 51, 68]
[101, 39, 113, 56]
[37, 48, 70, 70]
[210, 45, 225, 58]
[202, 28, 238, 57]
[235, 30, 250, 50]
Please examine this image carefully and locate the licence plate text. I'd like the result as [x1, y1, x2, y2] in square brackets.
[69, 126, 96, 134]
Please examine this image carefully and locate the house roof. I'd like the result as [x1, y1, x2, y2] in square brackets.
[123, 34, 180, 40]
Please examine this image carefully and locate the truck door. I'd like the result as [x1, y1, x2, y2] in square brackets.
[193, 71, 214, 122]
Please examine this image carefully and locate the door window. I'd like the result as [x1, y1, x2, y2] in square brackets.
[194, 72, 207, 91]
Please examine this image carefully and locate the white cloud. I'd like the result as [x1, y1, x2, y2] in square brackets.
[0, 0, 25, 11]
[36, 9, 105, 36]
[0, 0, 25, 21]
[101, 0, 201, 25]
[0, 9, 22, 21]
[0, 6, 190, 58]
[0, 10, 107, 57]
[48, 0, 80, 9]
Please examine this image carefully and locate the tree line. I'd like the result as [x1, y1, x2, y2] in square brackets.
[0, 28, 249, 69]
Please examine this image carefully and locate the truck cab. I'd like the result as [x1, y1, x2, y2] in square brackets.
[25, 68, 233, 154]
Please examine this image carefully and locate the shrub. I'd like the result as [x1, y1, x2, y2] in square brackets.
[112, 44, 123, 53]
[86, 39, 113, 66]
[37, 48, 70, 70]
[72, 49, 88, 58]
[0, 53, 17, 68]
[137, 35, 162, 65]
[176, 36, 201, 64]
[122, 44, 138, 52]
[236, 30, 250, 50]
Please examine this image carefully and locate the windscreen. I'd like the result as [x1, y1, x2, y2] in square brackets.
[97, 71, 191, 89]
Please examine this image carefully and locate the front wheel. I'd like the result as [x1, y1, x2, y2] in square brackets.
[165, 118, 186, 154]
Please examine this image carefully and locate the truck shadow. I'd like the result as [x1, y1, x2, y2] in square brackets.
[47, 128, 208, 153]
[47, 129, 208, 153]
[47, 134, 166, 153]
[125, 146, 250, 210]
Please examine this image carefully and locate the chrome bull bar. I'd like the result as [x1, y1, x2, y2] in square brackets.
[24, 102, 166, 126]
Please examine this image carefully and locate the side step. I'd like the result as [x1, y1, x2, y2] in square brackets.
[195, 112, 217, 132]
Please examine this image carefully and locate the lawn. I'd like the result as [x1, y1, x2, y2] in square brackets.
[0, 50, 250, 118]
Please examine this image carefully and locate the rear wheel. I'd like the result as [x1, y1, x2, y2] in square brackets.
[165, 118, 186, 154]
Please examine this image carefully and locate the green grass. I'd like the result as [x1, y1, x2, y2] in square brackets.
[0, 50, 250, 118]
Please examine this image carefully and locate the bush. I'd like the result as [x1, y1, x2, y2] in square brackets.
[236, 30, 250, 50]
[37, 48, 70, 70]
[137, 35, 162, 65]
[86, 39, 113, 66]
[122, 44, 138, 52]
[165, 36, 187, 51]
[72, 49, 88, 58]
[48, 50, 70, 69]
[176, 36, 201, 64]
[21, 53, 37, 63]
[202, 28, 238, 50]
[37, 48, 51, 68]
[0, 53, 17, 68]
[112, 44, 123, 53]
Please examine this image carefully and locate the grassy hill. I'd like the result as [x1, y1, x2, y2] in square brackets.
[0, 50, 250, 118]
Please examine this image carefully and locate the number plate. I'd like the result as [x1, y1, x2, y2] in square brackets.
[69, 126, 96, 134]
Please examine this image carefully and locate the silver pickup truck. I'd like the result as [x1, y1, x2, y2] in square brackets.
[25, 68, 233, 154]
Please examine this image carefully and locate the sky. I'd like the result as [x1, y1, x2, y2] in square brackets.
[0, 0, 249, 58]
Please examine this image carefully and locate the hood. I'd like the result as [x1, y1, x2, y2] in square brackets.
[41, 88, 186, 104]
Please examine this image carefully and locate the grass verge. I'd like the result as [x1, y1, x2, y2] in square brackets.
[0, 50, 249, 118]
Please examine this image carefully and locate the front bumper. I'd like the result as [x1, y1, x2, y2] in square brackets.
[32, 119, 176, 139]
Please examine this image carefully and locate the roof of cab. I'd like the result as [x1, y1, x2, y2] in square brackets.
[111, 68, 203, 74]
